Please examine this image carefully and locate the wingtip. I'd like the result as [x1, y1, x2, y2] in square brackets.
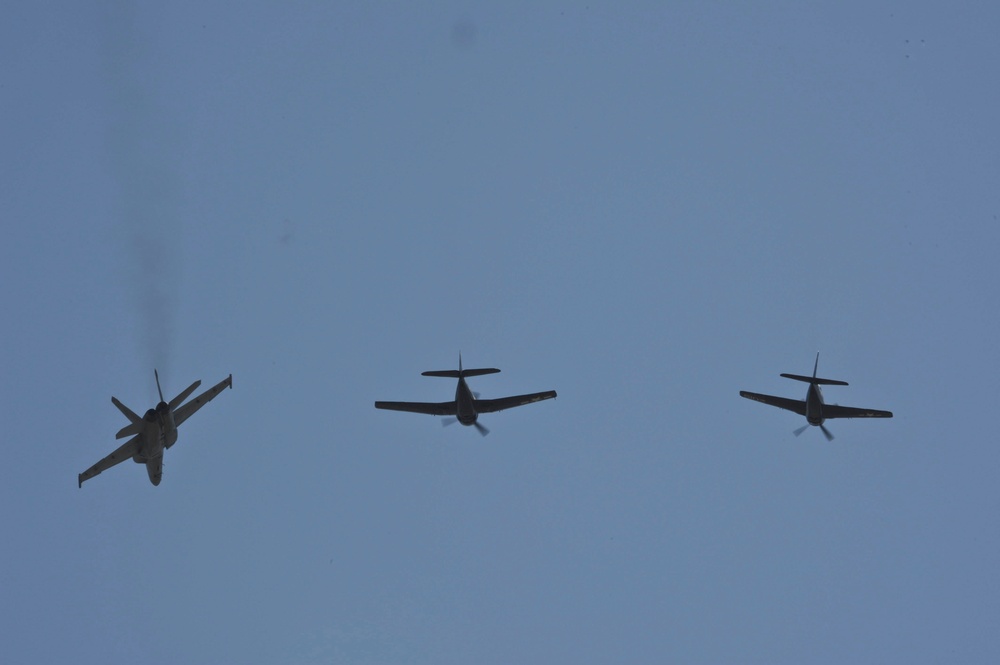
[228, 374, 233, 389]
[78, 474, 83, 489]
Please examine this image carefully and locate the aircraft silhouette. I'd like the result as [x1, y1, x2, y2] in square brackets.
[739, 353, 892, 440]
[375, 355, 556, 436]
[78, 370, 232, 487]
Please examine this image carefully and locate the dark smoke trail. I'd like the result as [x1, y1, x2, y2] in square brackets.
[100, 3, 180, 401]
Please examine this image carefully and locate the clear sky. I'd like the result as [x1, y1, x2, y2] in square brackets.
[3, 2, 999, 663]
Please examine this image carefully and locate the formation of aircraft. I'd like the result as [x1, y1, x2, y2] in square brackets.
[374, 355, 557, 436]
[739, 353, 893, 441]
[80, 351, 895, 487]
[78, 371, 232, 487]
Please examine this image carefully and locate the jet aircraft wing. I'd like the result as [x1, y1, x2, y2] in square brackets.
[374, 400, 457, 416]
[474, 390, 557, 413]
[79, 434, 141, 488]
[821, 404, 893, 419]
[174, 374, 233, 428]
[739, 391, 807, 415]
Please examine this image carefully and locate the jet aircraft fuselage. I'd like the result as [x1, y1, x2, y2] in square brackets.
[79, 372, 233, 487]
[132, 401, 178, 485]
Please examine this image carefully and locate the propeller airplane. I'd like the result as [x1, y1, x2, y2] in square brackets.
[740, 353, 892, 441]
[375, 355, 556, 436]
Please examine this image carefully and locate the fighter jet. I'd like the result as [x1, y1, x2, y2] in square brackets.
[375, 355, 556, 436]
[739, 353, 892, 440]
[78, 370, 232, 487]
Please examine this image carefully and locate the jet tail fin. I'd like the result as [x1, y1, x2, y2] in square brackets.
[169, 380, 202, 410]
[112, 396, 141, 423]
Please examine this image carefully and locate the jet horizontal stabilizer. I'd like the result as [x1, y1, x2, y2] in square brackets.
[115, 422, 142, 440]
[780, 373, 848, 386]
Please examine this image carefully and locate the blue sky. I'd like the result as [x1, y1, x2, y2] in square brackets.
[2, 2, 998, 663]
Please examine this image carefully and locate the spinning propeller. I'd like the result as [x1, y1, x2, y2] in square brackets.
[441, 417, 489, 436]
[793, 423, 834, 441]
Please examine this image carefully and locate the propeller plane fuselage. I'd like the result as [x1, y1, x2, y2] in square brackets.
[453, 375, 479, 426]
[804, 382, 825, 427]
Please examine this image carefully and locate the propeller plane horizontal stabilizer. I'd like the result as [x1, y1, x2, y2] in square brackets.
[779, 373, 848, 386]
[422, 368, 500, 378]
